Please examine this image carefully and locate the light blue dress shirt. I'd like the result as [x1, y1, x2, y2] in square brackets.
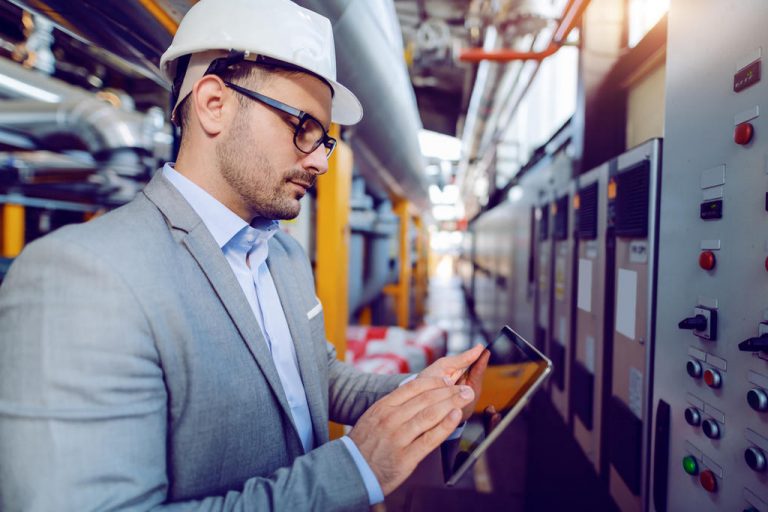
[162, 164, 383, 504]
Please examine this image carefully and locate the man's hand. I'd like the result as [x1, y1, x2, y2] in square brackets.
[348, 376, 475, 496]
[419, 344, 489, 421]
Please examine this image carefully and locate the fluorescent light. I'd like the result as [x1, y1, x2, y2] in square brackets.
[418, 129, 462, 161]
[0, 73, 61, 103]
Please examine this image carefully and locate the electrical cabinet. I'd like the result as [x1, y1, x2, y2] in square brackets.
[650, 1, 768, 511]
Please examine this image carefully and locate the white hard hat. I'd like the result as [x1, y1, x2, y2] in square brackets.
[160, 0, 363, 126]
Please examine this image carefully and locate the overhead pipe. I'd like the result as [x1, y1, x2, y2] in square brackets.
[458, 0, 589, 63]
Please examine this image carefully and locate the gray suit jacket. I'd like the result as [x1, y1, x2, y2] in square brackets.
[0, 171, 405, 511]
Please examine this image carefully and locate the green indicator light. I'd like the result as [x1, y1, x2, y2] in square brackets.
[683, 455, 698, 475]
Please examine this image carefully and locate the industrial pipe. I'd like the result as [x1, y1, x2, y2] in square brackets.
[458, 0, 589, 63]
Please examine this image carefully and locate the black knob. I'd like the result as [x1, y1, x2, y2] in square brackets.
[684, 407, 701, 426]
[745, 447, 766, 472]
[686, 359, 702, 378]
[747, 388, 768, 412]
[739, 334, 768, 352]
[679, 315, 707, 331]
[702, 418, 720, 439]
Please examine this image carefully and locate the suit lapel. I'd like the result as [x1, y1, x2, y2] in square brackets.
[142, 172, 296, 435]
[267, 240, 329, 444]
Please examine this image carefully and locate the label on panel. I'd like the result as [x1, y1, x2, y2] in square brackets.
[555, 255, 566, 301]
[616, 268, 638, 340]
[629, 241, 649, 264]
[578, 258, 593, 312]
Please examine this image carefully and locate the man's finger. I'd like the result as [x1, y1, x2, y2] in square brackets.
[445, 344, 486, 383]
[468, 349, 490, 384]
[395, 385, 474, 443]
[381, 376, 450, 407]
[443, 344, 485, 368]
[409, 407, 464, 461]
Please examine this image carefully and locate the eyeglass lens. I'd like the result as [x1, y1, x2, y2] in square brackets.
[296, 117, 335, 156]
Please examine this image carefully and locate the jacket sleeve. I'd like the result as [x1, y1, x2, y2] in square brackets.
[0, 235, 370, 512]
[325, 342, 408, 426]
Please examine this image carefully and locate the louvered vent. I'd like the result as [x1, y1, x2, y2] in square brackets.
[553, 195, 569, 241]
[615, 160, 650, 238]
[578, 182, 598, 240]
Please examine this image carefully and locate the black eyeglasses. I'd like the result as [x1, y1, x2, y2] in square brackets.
[224, 81, 337, 158]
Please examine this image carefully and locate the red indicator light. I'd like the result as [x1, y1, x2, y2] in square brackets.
[735, 122, 754, 145]
[699, 469, 717, 493]
[699, 251, 716, 271]
[704, 369, 721, 388]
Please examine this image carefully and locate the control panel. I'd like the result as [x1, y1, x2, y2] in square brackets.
[572, 162, 612, 475]
[605, 139, 661, 512]
[549, 179, 576, 423]
[650, 1, 768, 510]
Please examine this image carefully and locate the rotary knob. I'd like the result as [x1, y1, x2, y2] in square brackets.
[702, 418, 720, 439]
[745, 447, 766, 472]
[686, 359, 702, 379]
[684, 407, 701, 426]
[747, 388, 768, 412]
[703, 368, 721, 389]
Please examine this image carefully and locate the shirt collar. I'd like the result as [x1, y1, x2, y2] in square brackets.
[162, 163, 279, 249]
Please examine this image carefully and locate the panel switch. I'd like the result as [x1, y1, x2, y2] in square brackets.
[679, 307, 717, 340]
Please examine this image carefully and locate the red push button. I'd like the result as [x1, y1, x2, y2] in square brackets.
[764, 256, 768, 273]
[699, 469, 717, 492]
[704, 368, 722, 388]
[699, 251, 716, 270]
[735, 122, 754, 145]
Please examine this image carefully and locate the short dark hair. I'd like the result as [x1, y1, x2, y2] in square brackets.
[175, 61, 304, 140]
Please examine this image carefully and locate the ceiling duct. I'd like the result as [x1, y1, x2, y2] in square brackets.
[9, 0, 430, 209]
[293, 0, 430, 210]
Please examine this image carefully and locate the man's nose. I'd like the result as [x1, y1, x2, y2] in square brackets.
[302, 144, 329, 176]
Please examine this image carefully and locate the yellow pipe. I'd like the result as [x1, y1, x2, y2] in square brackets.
[315, 125, 352, 439]
[1, 204, 25, 258]
[393, 199, 411, 328]
[137, 0, 179, 35]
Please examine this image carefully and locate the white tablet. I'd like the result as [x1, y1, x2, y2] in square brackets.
[445, 325, 552, 486]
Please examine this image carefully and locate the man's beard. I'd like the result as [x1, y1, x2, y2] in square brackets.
[216, 117, 314, 220]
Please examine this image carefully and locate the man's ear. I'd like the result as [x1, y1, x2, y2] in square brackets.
[190, 75, 231, 137]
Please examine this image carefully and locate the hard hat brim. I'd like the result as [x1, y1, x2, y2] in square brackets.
[329, 80, 363, 126]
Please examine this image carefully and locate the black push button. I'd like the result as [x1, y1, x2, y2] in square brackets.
[745, 447, 766, 472]
[747, 388, 768, 412]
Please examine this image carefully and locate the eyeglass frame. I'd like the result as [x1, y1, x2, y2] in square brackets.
[223, 80, 337, 158]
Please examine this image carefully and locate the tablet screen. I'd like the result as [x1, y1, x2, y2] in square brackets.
[445, 326, 551, 485]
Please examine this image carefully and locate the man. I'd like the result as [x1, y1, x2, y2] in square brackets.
[0, 0, 488, 510]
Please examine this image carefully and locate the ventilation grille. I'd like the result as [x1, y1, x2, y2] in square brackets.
[578, 182, 598, 239]
[615, 160, 650, 238]
[553, 195, 569, 241]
